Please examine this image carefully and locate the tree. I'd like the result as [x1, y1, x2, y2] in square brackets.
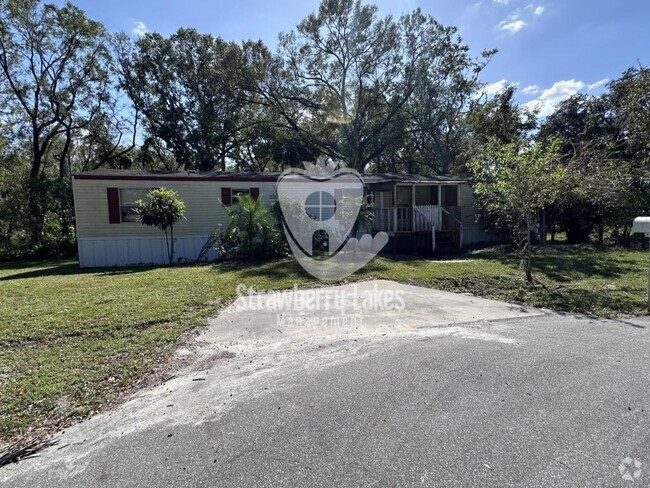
[0, 0, 135, 248]
[558, 141, 629, 245]
[469, 139, 564, 282]
[268, 0, 493, 173]
[607, 66, 650, 241]
[538, 79, 650, 244]
[134, 188, 186, 264]
[400, 16, 495, 175]
[0, 0, 111, 178]
[467, 86, 537, 147]
[115, 29, 270, 171]
[608, 66, 650, 158]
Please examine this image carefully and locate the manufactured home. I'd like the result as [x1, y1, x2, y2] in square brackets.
[72, 169, 493, 267]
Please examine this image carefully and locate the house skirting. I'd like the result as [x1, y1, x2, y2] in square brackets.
[77, 236, 216, 268]
[462, 226, 499, 245]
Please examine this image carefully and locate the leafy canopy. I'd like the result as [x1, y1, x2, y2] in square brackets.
[134, 188, 186, 232]
[469, 138, 565, 281]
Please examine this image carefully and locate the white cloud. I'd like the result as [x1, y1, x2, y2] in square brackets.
[523, 79, 586, 117]
[498, 18, 527, 33]
[131, 20, 148, 37]
[525, 4, 545, 15]
[588, 78, 609, 90]
[481, 79, 510, 97]
[493, 0, 510, 4]
[522, 85, 540, 95]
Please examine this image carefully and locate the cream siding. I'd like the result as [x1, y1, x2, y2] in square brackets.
[458, 183, 496, 244]
[73, 177, 277, 239]
[459, 183, 478, 226]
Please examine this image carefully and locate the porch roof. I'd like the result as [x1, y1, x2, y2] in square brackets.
[362, 173, 470, 185]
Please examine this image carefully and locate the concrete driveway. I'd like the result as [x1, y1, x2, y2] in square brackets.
[1, 281, 649, 487]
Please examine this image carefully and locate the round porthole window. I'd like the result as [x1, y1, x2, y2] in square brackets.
[305, 191, 337, 221]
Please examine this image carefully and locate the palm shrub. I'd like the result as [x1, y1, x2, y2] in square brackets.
[219, 195, 287, 260]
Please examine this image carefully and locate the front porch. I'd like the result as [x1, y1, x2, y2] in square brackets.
[367, 183, 464, 254]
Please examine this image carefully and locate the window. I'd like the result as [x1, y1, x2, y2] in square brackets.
[415, 186, 439, 206]
[396, 187, 411, 207]
[119, 188, 151, 223]
[232, 189, 250, 203]
[372, 191, 393, 209]
[305, 191, 337, 221]
[442, 185, 459, 207]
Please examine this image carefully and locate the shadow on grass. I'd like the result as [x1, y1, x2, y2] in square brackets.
[0, 261, 83, 281]
[478, 244, 637, 282]
[536, 286, 647, 317]
[210, 258, 314, 282]
[0, 260, 156, 281]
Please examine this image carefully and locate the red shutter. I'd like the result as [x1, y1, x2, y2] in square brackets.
[107, 187, 120, 224]
[250, 187, 260, 201]
[221, 187, 232, 206]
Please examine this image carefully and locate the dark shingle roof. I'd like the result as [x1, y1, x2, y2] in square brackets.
[73, 169, 469, 184]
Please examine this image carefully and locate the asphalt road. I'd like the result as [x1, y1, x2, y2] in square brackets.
[2, 282, 649, 487]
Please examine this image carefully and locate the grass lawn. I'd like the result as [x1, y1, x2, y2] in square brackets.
[0, 244, 647, 445]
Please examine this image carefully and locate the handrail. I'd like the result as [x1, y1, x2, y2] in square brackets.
[440, 207, 463, 248]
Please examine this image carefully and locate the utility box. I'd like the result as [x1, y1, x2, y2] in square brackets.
[632, 217, 650, 235]
[632, 217, 650, 311]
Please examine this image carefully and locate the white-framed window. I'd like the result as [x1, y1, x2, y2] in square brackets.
[119, 188, 151, 223]
[232, 188, 250, 203]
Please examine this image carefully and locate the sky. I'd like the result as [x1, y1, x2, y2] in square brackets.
[64, 0, 649, 117]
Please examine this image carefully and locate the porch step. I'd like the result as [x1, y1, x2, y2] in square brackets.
[435, 230, 461, 255]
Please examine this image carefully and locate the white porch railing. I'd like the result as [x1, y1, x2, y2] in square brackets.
[414, 205, 439, 230]
[373, 205, 439, 232]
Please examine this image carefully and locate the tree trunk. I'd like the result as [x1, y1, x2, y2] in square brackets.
[58, 127, 73, 179]
[164, 228, 171, 265]
[27, 177, 43, 246]
[598, 224, 604, 246]
[522, 212, 533, 283]
[551, 213, 556, 244]
[169, 224, 175, 264]
[30, 132, 43, 178]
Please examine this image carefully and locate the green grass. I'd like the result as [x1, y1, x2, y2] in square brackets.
[0, 244, 647, 443]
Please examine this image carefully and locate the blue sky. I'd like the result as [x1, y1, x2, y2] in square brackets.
[66, 0, 649, 116]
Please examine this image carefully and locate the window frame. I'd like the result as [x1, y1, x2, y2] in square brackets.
[119, 188, 152, 223]
[231, 188, 251, 203]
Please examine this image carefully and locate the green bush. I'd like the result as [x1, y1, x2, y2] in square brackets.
[0, 170, 75, 259]
[218, 195, 287, 260]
